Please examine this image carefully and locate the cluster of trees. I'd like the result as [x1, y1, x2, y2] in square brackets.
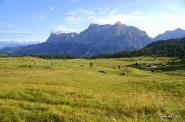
[91, 37, 185, 59]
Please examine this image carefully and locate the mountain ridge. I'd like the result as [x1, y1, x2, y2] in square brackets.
[2, 22, 152, 56]
[154, 28, 185, 41]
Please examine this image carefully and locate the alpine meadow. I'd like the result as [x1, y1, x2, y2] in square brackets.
[0, 56, 184, 121]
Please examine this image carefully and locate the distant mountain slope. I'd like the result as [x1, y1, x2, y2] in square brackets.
[146, 37, 185, 48]
[92, 37, 185, 58]
[144, 37, 185, 56]
[2, 22, 152, 56]
[154, 28, 185, 41]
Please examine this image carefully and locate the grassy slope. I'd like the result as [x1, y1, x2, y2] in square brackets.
[0, 57, 184, 122]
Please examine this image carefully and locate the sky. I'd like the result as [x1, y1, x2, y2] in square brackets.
[0, 0, 185, 42]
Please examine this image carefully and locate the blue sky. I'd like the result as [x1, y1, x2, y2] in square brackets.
[0, 0, 185, 42]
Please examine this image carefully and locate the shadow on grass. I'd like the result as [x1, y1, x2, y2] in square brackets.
[156, 65, 185, 71]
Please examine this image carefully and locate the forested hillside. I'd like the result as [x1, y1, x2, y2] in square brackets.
[91, 37, 185, 58]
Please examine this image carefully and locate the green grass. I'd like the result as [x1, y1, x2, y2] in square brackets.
[0, 56, 184, 122]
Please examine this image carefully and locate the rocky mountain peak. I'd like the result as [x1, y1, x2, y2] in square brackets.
[46, 32, 78, 43]
[114, 21, 122, 26]
[88, 23, 99, 29]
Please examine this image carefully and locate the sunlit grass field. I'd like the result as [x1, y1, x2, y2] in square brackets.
[0, 56, 184, 122]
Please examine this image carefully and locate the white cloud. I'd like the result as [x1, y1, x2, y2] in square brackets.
[65, 9, 139, 25]
[65, 9, 94, 24]
[61, 8, 185, 37]
[36, 15, 47, 22]
[95, 14, 131, 25]
[129, 13, 185, 37]
[67, 9, 94, 16]
[132, 11, 143, 16]
[49, 6, 55, 11]
[52, 25, 81, 33]
[65, 16, 83, 23]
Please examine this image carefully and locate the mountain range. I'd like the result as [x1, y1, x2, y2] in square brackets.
[1, 22, 185, 56]
[154, 28, 185, 41]
[0, 40, 40, 49]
